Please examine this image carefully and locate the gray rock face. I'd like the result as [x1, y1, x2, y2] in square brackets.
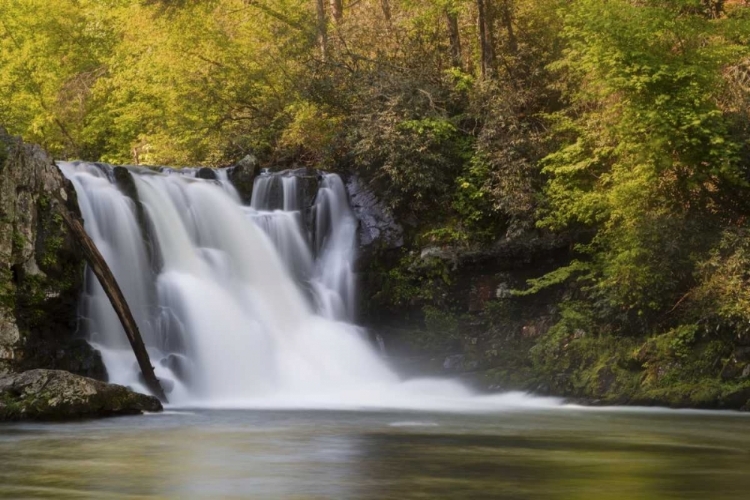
[196, 167, 217, 180]
[113, 166, 162, 273]
[346, 175, 403, 251]
[292, 168, 321, 211]
[228, 154, 260, 203]
[253, 168, 320, 211]
[0, 128, 105, 378]
[0, 369, 161, 421]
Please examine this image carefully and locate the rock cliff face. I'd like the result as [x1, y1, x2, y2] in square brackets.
[0, 128, 104, 379]
[0, 130, 163, 420]
[346, 175, 403, 253]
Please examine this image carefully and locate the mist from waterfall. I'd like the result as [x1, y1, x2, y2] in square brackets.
[59, 162, 558, 411]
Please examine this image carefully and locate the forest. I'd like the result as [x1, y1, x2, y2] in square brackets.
[2, 0, 750, 406]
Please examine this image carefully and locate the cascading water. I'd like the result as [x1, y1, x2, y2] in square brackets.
[59, 162, 558, 411]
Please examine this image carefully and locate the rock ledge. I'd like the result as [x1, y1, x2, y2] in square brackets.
[0, 369, 162, 421]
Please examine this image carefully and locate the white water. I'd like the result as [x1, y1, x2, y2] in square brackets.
[59, 162, 559, 412]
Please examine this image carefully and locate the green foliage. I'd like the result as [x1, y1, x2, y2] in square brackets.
[418, 226, 469, 247]
[3, 0, 750, 407]
[423, 306, 460, 334]
[278, 102, 342, 165]
[692, 226, 750, 338]
[374, 251, 454, 308]
[351, 110, 469, 215]
[529, 0, 750, 334]
[530, 301, 597, 368]
[453, 155, 505, 241]
[514, 260, 590, 296]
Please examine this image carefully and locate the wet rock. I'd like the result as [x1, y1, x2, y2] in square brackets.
[468, 275, 496, 312]
[0, 369, 161, 421]
[228, 154, 260, 203]
[443, 354, 465, 371]
[159, 353, 190, 382]
[112, 166, 162, 273]
[113, 166, 138, 200]
[522, 324, 539, 338]
[0, 128, 100, 376]
[720, 384, 750, 409]
[22, 338, 107, 381]
[346, 175, 403, 251]
[160, 378, 175, 394]
[495, 282, 512, 299]
[254, 168, 319, 211]
[196, 167, 217, 180]
[721, 357, 745, 380]
[734, 346, 750, 362]
[419, 246, 457, 263]
[137, 372, 174, 394]
[291, 168, 320, 210]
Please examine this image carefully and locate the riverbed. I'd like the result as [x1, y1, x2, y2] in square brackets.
[0, 407, 748, 499]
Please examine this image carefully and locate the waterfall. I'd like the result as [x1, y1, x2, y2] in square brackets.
[59, 162, 558, 411]
[312, 174, 357, 321]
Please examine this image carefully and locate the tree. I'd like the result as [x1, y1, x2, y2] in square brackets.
[536, 0, 749, 324]
[476, 0, 496, 79]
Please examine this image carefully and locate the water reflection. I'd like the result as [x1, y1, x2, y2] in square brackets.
[0, 409, 748, 499]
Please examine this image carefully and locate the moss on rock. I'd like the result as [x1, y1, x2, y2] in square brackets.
[0, 128, 105, 379]
[0, 369, 161, 421]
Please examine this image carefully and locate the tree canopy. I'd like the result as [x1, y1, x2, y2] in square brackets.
[2, 0, 750, 345]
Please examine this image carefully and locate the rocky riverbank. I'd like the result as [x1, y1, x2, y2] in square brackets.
[0, 370, 161, 421]
[0, 129, 161, 420]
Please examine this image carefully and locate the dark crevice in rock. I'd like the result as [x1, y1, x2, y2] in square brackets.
[196, 167, 217, 180]
[113, 166, 163, 274]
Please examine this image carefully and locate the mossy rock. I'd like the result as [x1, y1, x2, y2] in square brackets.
[0, 369, 161, 421]
[228, 154, 260, 203]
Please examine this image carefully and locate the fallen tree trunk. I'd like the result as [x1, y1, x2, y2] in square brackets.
[55, 197, 167, 403]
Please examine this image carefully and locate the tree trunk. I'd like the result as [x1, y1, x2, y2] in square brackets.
[477, 0, 496, 79]
[446, 8, 462, 69]
[330, 0, 343, 23]
[55, 198, 167, 403]
[381, 0, 392, 23]
[499, 0, 517, 56]
[316, 0, 328, 60]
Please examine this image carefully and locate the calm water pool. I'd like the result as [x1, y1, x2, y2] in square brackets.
[0, 407, 748, 499]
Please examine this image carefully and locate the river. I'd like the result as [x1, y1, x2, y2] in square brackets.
[1, 407, 748, 499]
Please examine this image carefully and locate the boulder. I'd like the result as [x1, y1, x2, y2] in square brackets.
[228, 154, 260, 203]
[0, 369, 161, 421]
[196, 167, 217, 180]
[159, 353, 190, 382]
[0, 128, 106, 379]
[113, 166, 138, 200]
